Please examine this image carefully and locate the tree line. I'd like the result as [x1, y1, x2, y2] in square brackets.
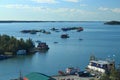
[0, 35, 34, 55]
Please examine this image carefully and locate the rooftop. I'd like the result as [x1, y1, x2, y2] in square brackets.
[90, 60, 110, 65]
[24, 72, 55, 80]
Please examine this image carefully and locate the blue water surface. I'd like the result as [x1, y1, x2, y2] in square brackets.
[0, 21, 120, 80]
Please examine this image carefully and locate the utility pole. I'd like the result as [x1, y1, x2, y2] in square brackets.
[19, 70, 23, 80]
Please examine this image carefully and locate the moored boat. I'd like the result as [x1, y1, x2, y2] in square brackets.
[37, 42, 49, 50]
[61, 34, 69, 38]
[77, 27, 84, 32]
[86, 56, 115, 74]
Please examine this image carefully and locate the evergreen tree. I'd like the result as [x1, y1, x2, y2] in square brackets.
[0, 35, 34, 55]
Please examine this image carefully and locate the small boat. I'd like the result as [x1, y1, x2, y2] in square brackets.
[66, 67, 80, 75]
[58, 71, 66, 76]
[54, 42, 58, 44]
[35, 40, 41, 43]
[79, 38, 83, 40]
[50, 28, 59, 31]
[77, 27, 84, 32]
[45, 31, 51, 34]
[58, 67, 80, 76]
[61, 34, 69, 38]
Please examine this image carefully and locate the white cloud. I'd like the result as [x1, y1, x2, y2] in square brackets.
[80, 4, 87, 7]
[0, 4, 96, 21]
[64, 0, 79, 3]
[0, 4, 46, 10]
[31, 0, 58, 3]
[0, 4, 88, 13]
[0, 4, 94, 15]
[99, 7, 120, 13]
[111, 8, 120, 13]
[98, 7, 109, 11]
[0, 4, 31, 9]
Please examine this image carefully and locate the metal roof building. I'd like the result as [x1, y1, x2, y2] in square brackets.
[24, 72, 56, 80]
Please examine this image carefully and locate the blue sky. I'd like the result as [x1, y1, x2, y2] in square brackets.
[0, 0, 120, 21]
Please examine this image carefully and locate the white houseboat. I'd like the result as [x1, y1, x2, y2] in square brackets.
[87, 59, 115, 73]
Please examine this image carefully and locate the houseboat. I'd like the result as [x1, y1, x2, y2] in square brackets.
[87, 59, 115, 73]
[36, 42, 49, 50]
[61, 27, 84, 32]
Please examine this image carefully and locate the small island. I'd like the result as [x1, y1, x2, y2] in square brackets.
[0, 35, 35, 58]
[104, 21, 120, 25]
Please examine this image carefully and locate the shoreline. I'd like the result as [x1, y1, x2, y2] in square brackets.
[0, 55, 14, 60]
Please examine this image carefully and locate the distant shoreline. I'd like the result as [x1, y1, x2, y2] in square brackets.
[0, 21, 107, 23]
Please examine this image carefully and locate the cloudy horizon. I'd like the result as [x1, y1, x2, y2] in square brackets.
[0, 0, 120, 21]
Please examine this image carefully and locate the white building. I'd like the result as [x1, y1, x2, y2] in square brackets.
[17, 50, 26, 55]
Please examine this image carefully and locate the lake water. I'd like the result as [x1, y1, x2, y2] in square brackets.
[0, 21, 120, 80]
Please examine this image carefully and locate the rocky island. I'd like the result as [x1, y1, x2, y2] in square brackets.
[104, 21, 120, 25]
